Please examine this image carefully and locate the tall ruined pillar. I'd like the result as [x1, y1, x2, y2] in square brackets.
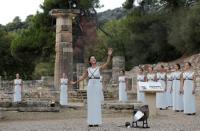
[112, 56, 125, 84]
[50, 9, 80, 90]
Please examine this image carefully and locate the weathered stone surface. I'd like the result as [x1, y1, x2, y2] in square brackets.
[112, 56, 125, 84]
[103, 101, 143, 111]
[51, 9, 79, 92]
[17, 107, 60, 112]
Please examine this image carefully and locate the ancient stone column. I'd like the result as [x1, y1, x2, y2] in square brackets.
[112, 56, 125, 84]
[50, 9, 80, 90]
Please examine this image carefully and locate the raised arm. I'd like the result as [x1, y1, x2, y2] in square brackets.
[100, 48, 113, 70]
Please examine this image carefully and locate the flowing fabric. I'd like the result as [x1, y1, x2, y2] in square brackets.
[137, 74, 145, 103]
[156, 72, 167, 109]
[171, 71, 184, 111]
[166, 73, 173, 107]
[183, 71, 196, 114]
[60, 78, 68, 105]
[13, 79, 22, 102]
[87, 67, 102, 125]
[119, 76, 128, 102]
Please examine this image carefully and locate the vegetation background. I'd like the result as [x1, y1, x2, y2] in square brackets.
[0, 0, 200, 79]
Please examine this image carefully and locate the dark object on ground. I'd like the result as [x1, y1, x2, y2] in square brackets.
[132, 105, 150, 128]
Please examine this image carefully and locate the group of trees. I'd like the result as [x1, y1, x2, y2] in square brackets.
[1, 0, 200, 79]
[0, 0, 99, 79]
[97, 0, 200, 69]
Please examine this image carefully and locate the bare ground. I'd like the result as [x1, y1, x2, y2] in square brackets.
[0, 97, 200, 131]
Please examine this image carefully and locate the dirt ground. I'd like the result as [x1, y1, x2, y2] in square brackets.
[0, 96, 200, 131]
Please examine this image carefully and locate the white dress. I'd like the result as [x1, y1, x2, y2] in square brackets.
[14, 79, 22, 102]
[60, 78, 68, 106]
[118, 76, 128, 102]
[183, 71, 196, 114]
[87, 67, 102, 125]
[100, 76, 104, 102]
[171, 71, 184, 111]
[166, 73, 173, 107]
[147, 73, 156, 82]
[156, 73, 167, 109]
[137, 74, 145, 103]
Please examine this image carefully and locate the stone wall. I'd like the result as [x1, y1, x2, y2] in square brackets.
[126, 53, 200, 95]
[0, 77, 55, 105]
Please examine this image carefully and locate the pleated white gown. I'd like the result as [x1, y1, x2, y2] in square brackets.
[146, 73, 156, 106]
[156, 73, 167, 109]
[13, 79, 22, 102]
[87, 67, 102, 125]
[166, 73, 173, 107]
[172, 71, 184, 111]
[100, 76, 104, 102]
[137, 74, 145, 103]
[183, 71, 196, 114]
[119, 76, 128, 102]
[60, 78, 68, 106]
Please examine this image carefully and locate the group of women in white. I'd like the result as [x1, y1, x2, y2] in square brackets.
[137, 62, 196, 115]
[12, 48, 196, 128]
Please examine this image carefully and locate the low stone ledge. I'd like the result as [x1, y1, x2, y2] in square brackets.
[18, 107, 60, 112]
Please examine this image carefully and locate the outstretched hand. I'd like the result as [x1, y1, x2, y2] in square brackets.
[108, 48, 113, 56]
[70, 81, 76, 85]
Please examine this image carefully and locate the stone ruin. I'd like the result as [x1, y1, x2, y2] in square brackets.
[1, 53, 200, 113]
[0, 77, 55, 107]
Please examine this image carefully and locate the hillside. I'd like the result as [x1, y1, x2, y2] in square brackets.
[97, 7, 127, 25]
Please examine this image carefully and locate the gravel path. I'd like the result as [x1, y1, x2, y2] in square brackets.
[0, 97, 200, 131]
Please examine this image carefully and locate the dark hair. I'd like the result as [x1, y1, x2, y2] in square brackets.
[186, 62, 192, 67]
[139, 67, 144, 72]
[88, 55, 95, 66]
[120, 69, 125, 75]
[175, 63, 181, 69]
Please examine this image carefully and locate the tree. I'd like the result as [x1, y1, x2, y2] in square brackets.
[97, 6, 181, 69]
[7, 0, 101, 79]
[168, 3, 200, 55]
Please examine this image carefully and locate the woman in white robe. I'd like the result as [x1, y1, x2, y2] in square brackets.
[60, 73, 69, 106]
[181, 62, 196, 115]
[146, 66, 156, 107]
[118, 70, 128, 102]
[71, 48, 112, 127]
[13, 73, 23, 103]
[137, 67, 146, 103]
[156, 64, 167, 110]
[171, 64, 184, 112]
[147, 66, 156, 82]
[166, 66, 173, 107]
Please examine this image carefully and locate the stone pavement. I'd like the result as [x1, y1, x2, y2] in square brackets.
[0, 97, 200, 131]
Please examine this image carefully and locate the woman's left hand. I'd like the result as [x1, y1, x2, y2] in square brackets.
[70, 81, 76, 85]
